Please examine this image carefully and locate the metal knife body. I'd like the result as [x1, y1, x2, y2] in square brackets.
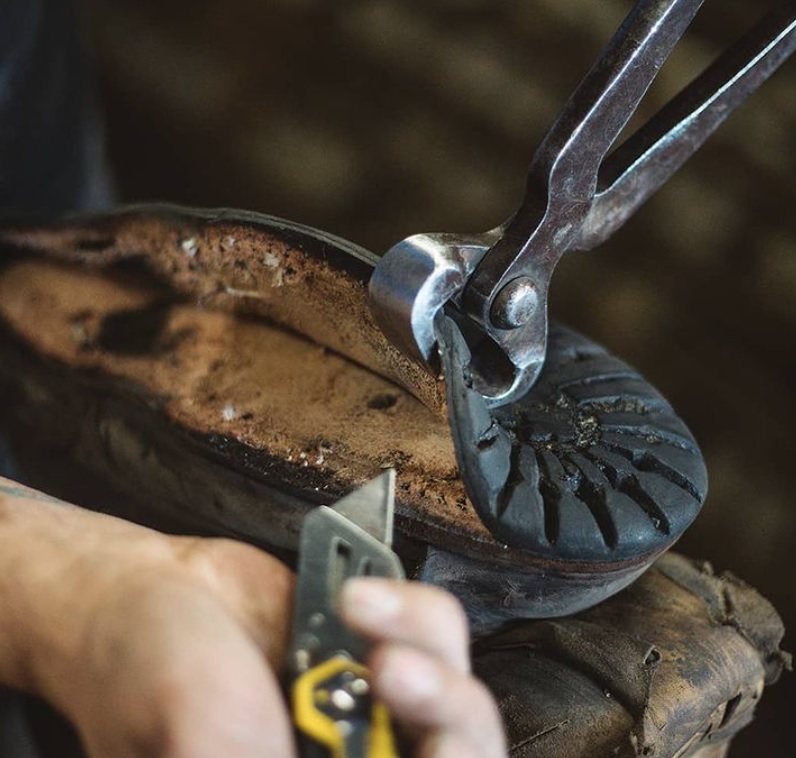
[288, 471, 404, 758]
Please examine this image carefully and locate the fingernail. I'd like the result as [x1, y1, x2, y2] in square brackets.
[426, 733, 472, 758]
[340, 578, 402, 628]
[379, 646, 441, 701]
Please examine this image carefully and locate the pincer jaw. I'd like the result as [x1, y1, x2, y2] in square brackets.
[369, 230, 545, 408]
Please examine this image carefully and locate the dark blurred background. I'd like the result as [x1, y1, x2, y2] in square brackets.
[78, 0, 795, 754]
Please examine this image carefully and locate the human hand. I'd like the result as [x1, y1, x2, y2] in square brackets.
[1, 482, 299, 756]
[2, 501, 297, 757]
[0, 485, 507, 757]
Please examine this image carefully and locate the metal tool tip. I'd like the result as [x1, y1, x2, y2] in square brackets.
[332, 470, 396, 546]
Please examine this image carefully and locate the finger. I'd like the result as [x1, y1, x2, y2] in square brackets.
[340, 578, 471, 673]
[370, 644, 506, 758]
[417, 732, 483, 758]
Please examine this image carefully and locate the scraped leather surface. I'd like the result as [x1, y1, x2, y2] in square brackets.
[0, 257, 469, 545]
[0, 205, 447, 412]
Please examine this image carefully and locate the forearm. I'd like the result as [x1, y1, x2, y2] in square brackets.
[0, 478, 171, 702]
[0, 478, 73, 693]
[0, 476, 506, 758]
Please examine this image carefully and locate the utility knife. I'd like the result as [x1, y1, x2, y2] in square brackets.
[288, 470, 404, 758]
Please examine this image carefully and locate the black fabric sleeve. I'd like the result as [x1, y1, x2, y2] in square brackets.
[0, 0, 110, 216]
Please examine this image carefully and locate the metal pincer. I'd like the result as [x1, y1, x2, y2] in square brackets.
[370, 1, 795, 571]
[370, 0, 796, 407]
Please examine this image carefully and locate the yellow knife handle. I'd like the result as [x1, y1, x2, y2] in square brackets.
[293, 655, 399, 758]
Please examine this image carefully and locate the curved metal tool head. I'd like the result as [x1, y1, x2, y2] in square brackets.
[437, 315, 707, 573]
[368, 232, 491, 367]
[369, 229, 542, 407]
